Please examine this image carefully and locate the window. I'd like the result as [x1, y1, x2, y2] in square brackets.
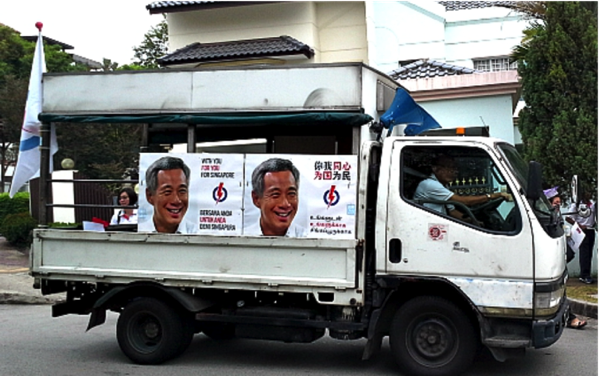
[473, 57, 517, 72]
[401, 146, 520, 233]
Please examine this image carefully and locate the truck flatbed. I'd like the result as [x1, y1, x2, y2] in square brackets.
[32, 229, 360, 303]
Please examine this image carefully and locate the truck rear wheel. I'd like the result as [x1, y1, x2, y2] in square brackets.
[389, 296, 476, 376]
[117, 297, 193, 364]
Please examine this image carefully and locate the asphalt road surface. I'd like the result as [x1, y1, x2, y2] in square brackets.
[0, 305, 596, 376]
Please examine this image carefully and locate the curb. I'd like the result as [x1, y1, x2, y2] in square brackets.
[0, 268, 29, 274]
[568, 297, 598, 319]
[0, 291, 64, 305]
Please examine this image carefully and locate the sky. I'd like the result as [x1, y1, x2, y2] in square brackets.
[1, 0, 163, 65]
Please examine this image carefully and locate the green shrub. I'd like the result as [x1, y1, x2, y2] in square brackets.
[1, 212, 38, 248]
[0, 192, 30, 226]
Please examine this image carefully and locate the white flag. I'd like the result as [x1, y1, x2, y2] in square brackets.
[10, 23, 58, 197]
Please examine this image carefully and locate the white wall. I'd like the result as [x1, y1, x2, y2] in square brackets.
[418, 95, 516, 144]
[315, 2, 368, 63]
[370, 1, 446, 73]
[367, 1, 528, 73]
[445, 7, 528, 67]
[51, 170, 75, 223]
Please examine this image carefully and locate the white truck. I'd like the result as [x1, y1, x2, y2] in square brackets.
[31, 63, 568, 376]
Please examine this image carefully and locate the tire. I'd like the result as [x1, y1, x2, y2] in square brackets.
[117, 297, 193, 364]
[389, 296, 477, 376]
[176, 312, 195, 356]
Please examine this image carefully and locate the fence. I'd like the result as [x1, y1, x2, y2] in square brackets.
[30, 172, 122, 224]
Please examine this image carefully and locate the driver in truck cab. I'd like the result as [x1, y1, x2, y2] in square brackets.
[413, 154, 512, 221]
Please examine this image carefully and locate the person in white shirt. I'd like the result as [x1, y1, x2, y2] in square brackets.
[566, 190, 596, 284]
[110, 187, 138, 225]
[246, 158, 306, 237]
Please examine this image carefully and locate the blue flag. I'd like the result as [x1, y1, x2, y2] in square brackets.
[379, 88, 441, 136]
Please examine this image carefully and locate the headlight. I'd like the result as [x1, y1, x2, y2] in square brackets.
[534, 276, 566, 317]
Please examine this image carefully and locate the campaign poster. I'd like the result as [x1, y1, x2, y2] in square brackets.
[243, 155, 309, 237]
[243, 154, 357, 239]
[302, 155, 358, 239]
[137, 153, 201, 234]
[197, 154, 244, 235]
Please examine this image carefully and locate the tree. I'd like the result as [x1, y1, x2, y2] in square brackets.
[513, 2, 597, 195]
[506, 2, 596, 61]
[0, 75, 26, 190]
[131, 18, 168, 69]
[54, 123, 142, 181]
[100, 58, 119, 71]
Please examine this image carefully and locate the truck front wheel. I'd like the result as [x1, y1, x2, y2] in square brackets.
[389, 296, 477, 376]
[117, 297, 193, 364]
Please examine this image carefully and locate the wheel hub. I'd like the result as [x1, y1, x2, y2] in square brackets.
[416, 322, 448, 356]
[143, 321, 160, 339]
[411, 319, 456, 361]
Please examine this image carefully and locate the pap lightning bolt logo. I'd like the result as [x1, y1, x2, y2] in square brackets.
[212, 182, 228, 204]
[327, 185, 336, 209]
[323, 185, 340, 209]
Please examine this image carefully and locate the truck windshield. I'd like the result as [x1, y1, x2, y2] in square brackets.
[497, 143, 528, 190]
[497, 143, 562, 237]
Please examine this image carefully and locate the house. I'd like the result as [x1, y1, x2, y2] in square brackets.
[147, 1, 369, 67]
[146, 1, 530, 145]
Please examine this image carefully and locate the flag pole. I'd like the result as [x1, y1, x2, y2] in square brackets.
[39, 122, 50, 226]
[35, 21, 50, 226]
[34, 22, 50, 227]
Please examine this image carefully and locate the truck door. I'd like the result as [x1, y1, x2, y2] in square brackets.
[382, 141, 534, 307]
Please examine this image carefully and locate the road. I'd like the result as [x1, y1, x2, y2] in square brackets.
[0, 305, 596, 376]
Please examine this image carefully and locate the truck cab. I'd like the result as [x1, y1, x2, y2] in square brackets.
[365, 130, 568, 371]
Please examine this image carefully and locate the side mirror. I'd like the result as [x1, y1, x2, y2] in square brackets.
[526, 161, 542, 200]
[571, 175, 581, 205]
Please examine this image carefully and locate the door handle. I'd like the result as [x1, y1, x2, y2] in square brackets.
[389, 238, 402, 263]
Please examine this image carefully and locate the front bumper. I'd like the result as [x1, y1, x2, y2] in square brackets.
[532, 296, 568, 348]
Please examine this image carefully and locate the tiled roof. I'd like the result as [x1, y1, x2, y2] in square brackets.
[438, 1, 517, 11]
[146, 1, 271, 14]
[388, 59, 479, 80]
[158, 35, 314, 66]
